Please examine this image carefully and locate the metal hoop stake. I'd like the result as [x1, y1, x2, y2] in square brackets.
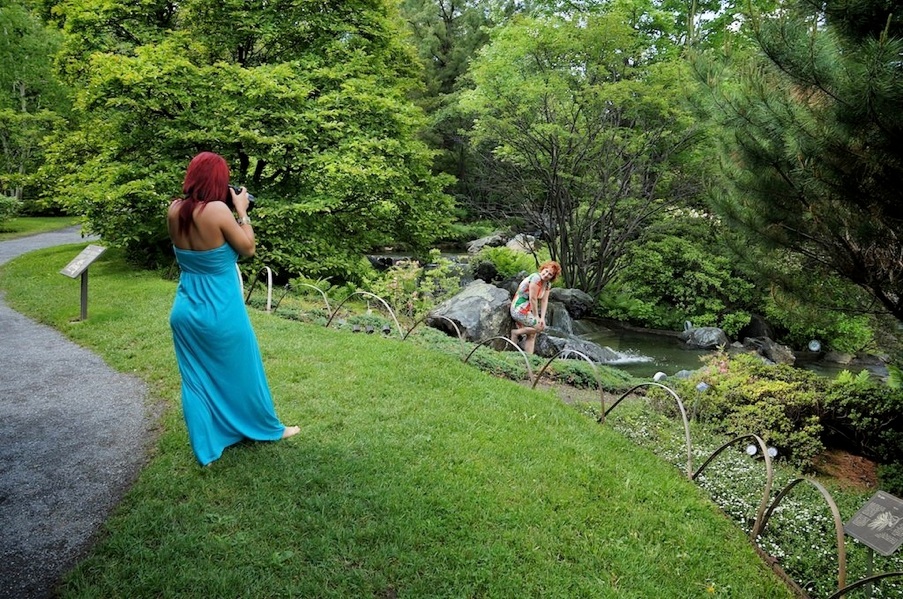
[325, 290, 403, 338]
[604, 382, 694, 479]
[531, 349, 604, 416]
[244, 267, 274, 312]
[692, 434, 773, 540]
[759, 477, 847, 591]
[464, 336, 534, 382]
[288, 282, 332, 314]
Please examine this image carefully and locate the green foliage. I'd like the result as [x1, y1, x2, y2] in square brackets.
[661, 350, 903, 482]
[0, 215, 77, 239]
[694, 0, 903, 323]
[888, 364, 903, 389]
[363, 249, 463, 320]
[0, 195, 19, 224]
[664, 352, 827, 467]
[462, 13, 704, 296]
[436, 219, 496, 247]
[45, 0, 455, 275]
[472, 246, 539, 280]
[760, 277, 877, 353]
[877, 462, 903, 497]
[598, 212, 756, 337]
[823, 373, 903, 469]
[832, 369, 873, 387]
[399, 0, 492, 211]
[0, 0, 71, 202]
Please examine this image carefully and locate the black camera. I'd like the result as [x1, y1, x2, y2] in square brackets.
[226, 185, 255, 212]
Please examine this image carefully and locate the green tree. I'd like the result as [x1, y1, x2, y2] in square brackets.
[696, 0, 903, 322]
[400, 0, 491, 211]
[599, 211, 757, 336]
[399, 0, 537, 220]
[44, 0, 453, 277]
[0, 0, 69, 204]
[462, 13, 702, 297]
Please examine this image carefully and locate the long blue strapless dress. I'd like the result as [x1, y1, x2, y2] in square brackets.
[169, 244, 286, 465]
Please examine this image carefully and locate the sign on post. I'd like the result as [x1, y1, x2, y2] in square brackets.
[60, 244, 106, 320]
[60, 244, 106, 279]
[844, 491, 903, 557]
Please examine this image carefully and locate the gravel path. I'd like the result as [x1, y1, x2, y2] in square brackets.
[0, 227, 156, 599]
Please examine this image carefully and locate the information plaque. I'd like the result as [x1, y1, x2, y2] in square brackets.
[844, 491, 903, 557]
[60, 244, 106, 320]
[60, 245, 106, 278]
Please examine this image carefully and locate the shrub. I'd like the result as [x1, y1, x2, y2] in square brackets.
[762, 284, 877, 353]
[472, 246, 543, 280]
[364, 250, 463, 321]
[877, 462, 903, 496]
[436, 219, 497, 246]
[598, 222, 756, 337]
[0, 195, 20, 226]
[822, 372, 903, 467]
[660, 351, 903, 483]
[664, 352, 827, 468]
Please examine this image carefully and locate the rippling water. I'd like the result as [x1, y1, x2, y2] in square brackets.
[579, 326, 710, 379]
[578, 322, 885, 381]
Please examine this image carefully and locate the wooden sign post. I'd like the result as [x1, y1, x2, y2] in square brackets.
[60, 244, 106, 321]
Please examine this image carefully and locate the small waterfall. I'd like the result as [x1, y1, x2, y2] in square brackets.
[602, 349, 656, 365]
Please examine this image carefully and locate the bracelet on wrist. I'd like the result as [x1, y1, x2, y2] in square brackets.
[237, 216, 251, 226]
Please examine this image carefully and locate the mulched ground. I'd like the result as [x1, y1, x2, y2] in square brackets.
[811, 449, 879, 491]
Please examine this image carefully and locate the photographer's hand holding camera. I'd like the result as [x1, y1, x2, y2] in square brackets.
[167, 152, 299, 467]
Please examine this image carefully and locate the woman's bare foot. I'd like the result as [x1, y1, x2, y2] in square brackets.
[281, 425, 300, 439]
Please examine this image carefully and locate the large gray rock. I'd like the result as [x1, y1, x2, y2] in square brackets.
[737, 313, 775, 340]
[467, 232, 508, 254]
[743, 337, 796, 365]
[549, 288, 594, 320]
[535, 333, 622, 362]
[428, 281, 512, 348]
[680, 327, 729, 349]
[505, 233, 538, 253]
[823, 351, 855, 365]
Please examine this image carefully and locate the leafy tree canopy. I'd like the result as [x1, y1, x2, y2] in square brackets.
[44, 0, 454, 278]
[462, 12, 704, 297]
[0, 0, 69, 201]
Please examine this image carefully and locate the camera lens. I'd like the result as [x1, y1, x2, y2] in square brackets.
[227, 185, 255, 211]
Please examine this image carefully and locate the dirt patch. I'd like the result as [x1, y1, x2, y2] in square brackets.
[811, 449, 878, 491]
[524, 379, 621, 409]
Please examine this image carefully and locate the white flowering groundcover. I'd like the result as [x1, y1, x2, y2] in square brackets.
[602, 403, 903, 598]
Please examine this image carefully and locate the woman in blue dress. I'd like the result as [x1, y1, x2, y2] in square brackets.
[167, 152, 299, 466]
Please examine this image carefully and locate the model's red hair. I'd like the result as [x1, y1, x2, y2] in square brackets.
[176, 152, 230, 235]
[539, 260, 562, 282]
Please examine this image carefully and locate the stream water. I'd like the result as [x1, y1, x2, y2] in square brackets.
[577, 323, 710, 378]
[575, 320, 885, 380]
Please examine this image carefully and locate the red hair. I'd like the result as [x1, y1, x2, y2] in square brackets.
[539, 260, 562, 282]
[176, 152, 230, 235]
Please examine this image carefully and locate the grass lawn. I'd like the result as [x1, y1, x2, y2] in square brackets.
[0, 215, 80, 240]
[0, 243, 794, 598]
